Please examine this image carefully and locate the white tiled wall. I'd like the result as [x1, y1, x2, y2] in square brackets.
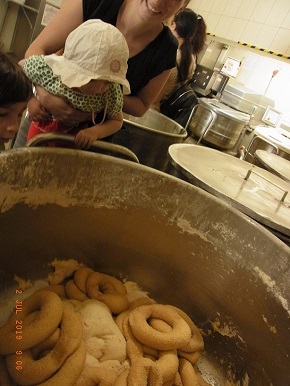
[190, 0, 290, 56]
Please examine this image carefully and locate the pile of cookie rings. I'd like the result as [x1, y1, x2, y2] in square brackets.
[0, 263, 204, 385]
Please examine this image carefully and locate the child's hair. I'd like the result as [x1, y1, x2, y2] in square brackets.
[0, 51, 32, 105]
[174, 9, 207, 84]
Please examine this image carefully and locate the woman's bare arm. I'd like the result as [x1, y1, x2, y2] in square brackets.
[154, 68, 176, 105]
[25, 0, 83, 57]
[122, 69, 172, 117]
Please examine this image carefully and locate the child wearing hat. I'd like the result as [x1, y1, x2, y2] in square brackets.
[21, 19, 130, 149]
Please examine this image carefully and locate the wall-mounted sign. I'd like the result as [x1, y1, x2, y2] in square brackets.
[41, 3, 59, 26]
[221, 57, 241, 78]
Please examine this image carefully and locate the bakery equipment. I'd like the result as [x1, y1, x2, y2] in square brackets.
[254, 149, 290, 182]
[26, 133, 140, 163]
[0, 148, 289, 385]
[242, 134, 279, 164]
[111, 108, 187, 171]
[186, 97, 250, 151]
[189, 64, 229, 97]
[245, 126, 290, 163]
[254, 126, 290, 157]
[220, 80, 275, 123]
[168, 143, 290, 245]
[189, 64, 216, 96]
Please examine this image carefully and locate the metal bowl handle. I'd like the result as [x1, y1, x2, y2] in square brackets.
[27, 133, 139, 163]
[195, 108, 216, 145]
[184, 104, 216, 144]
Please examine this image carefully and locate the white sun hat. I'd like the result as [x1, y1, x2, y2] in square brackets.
[44, 19, 130, 94]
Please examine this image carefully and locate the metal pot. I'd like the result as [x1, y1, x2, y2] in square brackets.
[26, 132, 140, 163]
[0, 148, 289, 385]
[250, 126, 290, 162]
[187, 98, 250, 151]
[111, 108, 187, 171]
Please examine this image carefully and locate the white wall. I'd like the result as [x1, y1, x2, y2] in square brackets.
[190, 0, 290, 56]
[229, 49, 290, 122]
[190, 0, 290, 125]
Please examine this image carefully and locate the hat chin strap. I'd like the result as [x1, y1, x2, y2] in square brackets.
[92, 92, 109, 125]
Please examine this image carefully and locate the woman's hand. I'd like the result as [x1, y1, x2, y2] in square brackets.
[35, 86, 91, 125]
[27, 96, 52, 122]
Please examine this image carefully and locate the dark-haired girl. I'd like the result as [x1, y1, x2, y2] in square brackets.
[154, 8, 207, 108]
[0, 52, 32, 149]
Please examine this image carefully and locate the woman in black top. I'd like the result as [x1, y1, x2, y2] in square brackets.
[22, 0, 188, 129]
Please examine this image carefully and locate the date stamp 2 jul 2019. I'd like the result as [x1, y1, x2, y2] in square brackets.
[15, 289, 23, 371]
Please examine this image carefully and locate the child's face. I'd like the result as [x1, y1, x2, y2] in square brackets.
[0, 101, 27, 144]
[78, 80, 111, 95]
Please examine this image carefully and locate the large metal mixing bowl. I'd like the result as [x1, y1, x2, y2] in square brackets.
[111, 108, 187, 171]
[187, 98, 250, 151]
[0, 148, 289, 385]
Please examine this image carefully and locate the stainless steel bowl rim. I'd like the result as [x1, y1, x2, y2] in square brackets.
[199, 98, 250, 123]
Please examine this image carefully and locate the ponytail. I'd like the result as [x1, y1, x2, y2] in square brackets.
[173, 9, 207, 84]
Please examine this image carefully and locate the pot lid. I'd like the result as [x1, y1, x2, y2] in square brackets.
[255, 150, 290, 183]
[168, 144, 290, 237]
[253, 126, 290, 154]
[199, 98, 250, 123]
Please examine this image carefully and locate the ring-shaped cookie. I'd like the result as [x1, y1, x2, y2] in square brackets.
[65, 279, 88, 301]
[129, 304, 191, 350]
[178, 358, 200, 385]
[148, 349, 179, 385]
[31, 328, 60, 358]
[114, 369, 129, 386]
[127, 357, 152, 386]
[0, 291, 63, 355]
[168, 305, 204, 353]
[86, 272, 128, 314]
[149, 311, 203, 363]
[73, 267, 94, 293]
[37, 284, 67, 299]
[5, 306, 83, 385]
[98, 293, 129, 314]
[0, 355, 12, 386]
[37, 341, 86, 386]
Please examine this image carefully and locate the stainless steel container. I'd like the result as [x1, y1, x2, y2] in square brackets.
[187, 98, 250, 151]
[111, 108, 187, 171]
[168, 143, 290, 246]
[0, 148, 289, 386]
[246, 126, 290, 163]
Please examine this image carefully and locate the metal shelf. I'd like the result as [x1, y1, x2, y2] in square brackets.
[7, 0, 38, 29]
